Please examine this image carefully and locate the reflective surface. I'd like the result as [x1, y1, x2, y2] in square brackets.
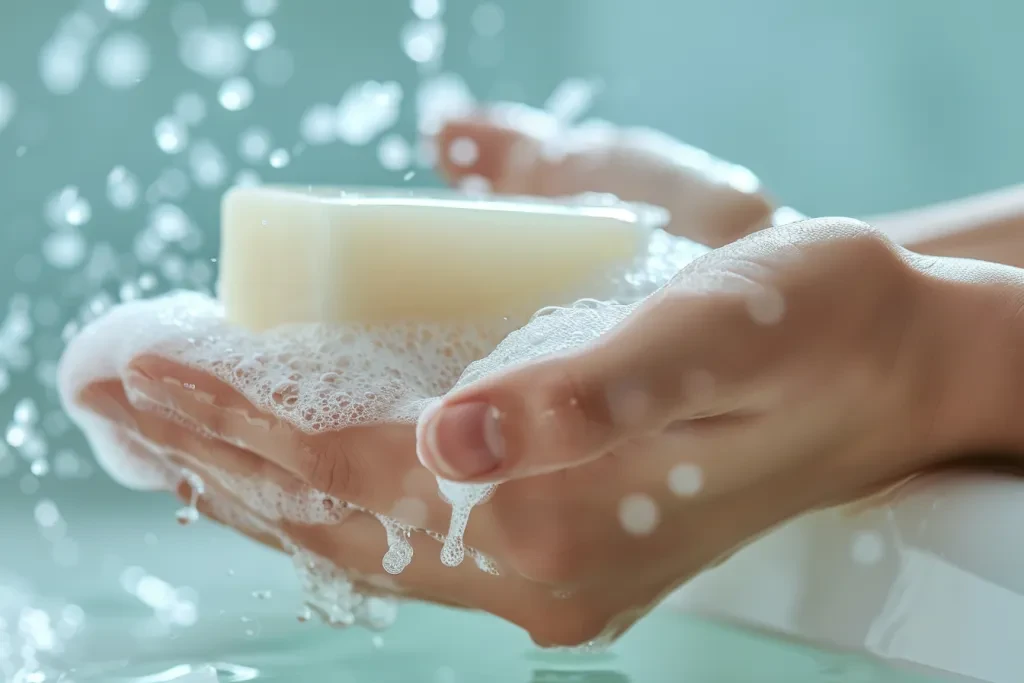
[1, 496, 957, 682]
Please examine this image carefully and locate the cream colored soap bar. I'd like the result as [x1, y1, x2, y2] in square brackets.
[219, 186, 652, 330]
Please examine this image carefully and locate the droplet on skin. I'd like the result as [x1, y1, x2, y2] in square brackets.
[448, 136, 479, 167]
[851, 530, 885, 565]
[667, 463, 704, 497]
[746, 287, 785, 325]
[618, 494, 659, 536]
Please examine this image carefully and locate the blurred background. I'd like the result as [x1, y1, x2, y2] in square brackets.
[1, 0, 1022, 512]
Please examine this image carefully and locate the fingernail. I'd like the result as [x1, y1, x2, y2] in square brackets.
[417, 401, 504, 479]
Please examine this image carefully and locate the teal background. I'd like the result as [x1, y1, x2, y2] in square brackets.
[3, 0, 1023, 502]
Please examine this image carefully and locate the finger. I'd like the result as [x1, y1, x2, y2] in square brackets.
[416, 280, 778, 483]
[120, 356, 456, 529]
[435, 105, 774, 247]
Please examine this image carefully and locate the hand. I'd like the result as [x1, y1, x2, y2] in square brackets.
[434, 103, 778, 247]
[63, 218, 963, 646]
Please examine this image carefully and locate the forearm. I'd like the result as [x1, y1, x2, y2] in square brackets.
[870, 184, 1024, 268]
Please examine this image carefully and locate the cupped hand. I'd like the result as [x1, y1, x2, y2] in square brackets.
[65, 217, 956, 647]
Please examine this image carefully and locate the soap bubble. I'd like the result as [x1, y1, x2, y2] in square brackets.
[174, 91, 207, 125]
[238, 126, 272, 162]
[378, 134, 412, 171]
[188, 140, 228, 188]
[218, 77, 255, 111]
[243, 20, 276, 51]
[299, 104, 337, 145]
[335, 80, 402, 146]
[243, 0, 279, 17]
[95, 32, 150, 89]
[0, 82, 15, 134]
[667, 463, 704, 497]
[268, 148, 290, 168]
[179, 26, 247, 79]
[105, 0, 149, 19]
[254, 47, 294, 86]
[401, 20, 445, 64]
[618, 493, 659, 536]
[472, 3, 505, 36]
[154, 116, 188, 154]
[107, 166, 140, 209]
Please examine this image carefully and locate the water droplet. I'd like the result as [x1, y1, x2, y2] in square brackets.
[372, 634, 384, 649]
[412, 0, 443, 19]
[268, 148, 290, 168]
[150, 204, 192, 241]
[243, 0, 279, 17]
[105, 0, 149, 19]
[448, 136, 478, 167]
[238, 126, 271, 162]
[188, 140, 228, 187]
[401, 19, 445, 64]
[179, 26, 247, 79]
[43, 232, 87, 269]
[299, 104, 337, 145]
[154, 116, 188, 154]
[176, 506, 199, 525]
[0, 82, 16, 134]
[458, 174, 490, 197]
[618, 493, 659, 536]
[233, 169, 261, 187]
[107, 166, 140, 209]
[243, 20, 276, 51]
[218, 77, 254, 111]
[471, 3, 504, 36]
[416, 73, 474, 136]
[40, 38, 88, 95]
[403, 170, 416, 181]
[35, 499, 60, 527]
[336, 80, 403, 146]
[667, 463, 704, 498]
[377, 134, 412, 171]
[30, 459, 51, 477]
[96, 32, 151, 89]
[296, 606, 312, 622]
[251, 590, 272, 600]
[174, 91, 206, 125]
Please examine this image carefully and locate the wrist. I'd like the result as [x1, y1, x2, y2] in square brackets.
[911, 254, 1024, 465]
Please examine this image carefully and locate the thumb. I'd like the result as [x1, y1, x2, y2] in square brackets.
[434, 104, 775, 247]
[415, 287, 766, 483]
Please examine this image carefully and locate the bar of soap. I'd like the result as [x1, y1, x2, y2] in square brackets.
[219, 186, 654, 330]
